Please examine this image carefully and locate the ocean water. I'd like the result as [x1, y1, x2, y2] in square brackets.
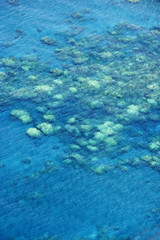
[0, 0, 160, 239]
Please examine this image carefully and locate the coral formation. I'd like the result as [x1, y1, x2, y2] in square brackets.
[26, 128, 41, 138]
[37, 123, 54, 135]
[11, 109, 32, 124]
[43, 113, 56, 122]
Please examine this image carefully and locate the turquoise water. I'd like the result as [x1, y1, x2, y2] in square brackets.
[0, 0, 160, 239]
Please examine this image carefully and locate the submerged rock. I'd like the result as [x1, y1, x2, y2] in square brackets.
[7, 0, 19, 6]
[50, 68, 64, 77]
[127, 0, 139, 3]
[40, 36, 56, 46]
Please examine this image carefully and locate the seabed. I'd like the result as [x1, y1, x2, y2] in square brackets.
[0, 0, 160, 239]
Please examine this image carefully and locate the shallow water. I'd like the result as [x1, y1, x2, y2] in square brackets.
[0, 0, 160, 240]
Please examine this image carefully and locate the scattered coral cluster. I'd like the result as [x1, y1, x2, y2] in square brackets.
[0, 9, 160, 175]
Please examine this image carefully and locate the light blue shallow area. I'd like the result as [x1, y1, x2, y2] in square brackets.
[0, 0, 160, 240]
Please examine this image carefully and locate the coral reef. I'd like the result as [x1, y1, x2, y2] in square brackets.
[0, 19, 159, 174]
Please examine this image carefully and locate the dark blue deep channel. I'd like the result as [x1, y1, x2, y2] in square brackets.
[0, 0, 160, 239]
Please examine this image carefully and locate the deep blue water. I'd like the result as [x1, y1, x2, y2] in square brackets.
[0, 0, 160, 240]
